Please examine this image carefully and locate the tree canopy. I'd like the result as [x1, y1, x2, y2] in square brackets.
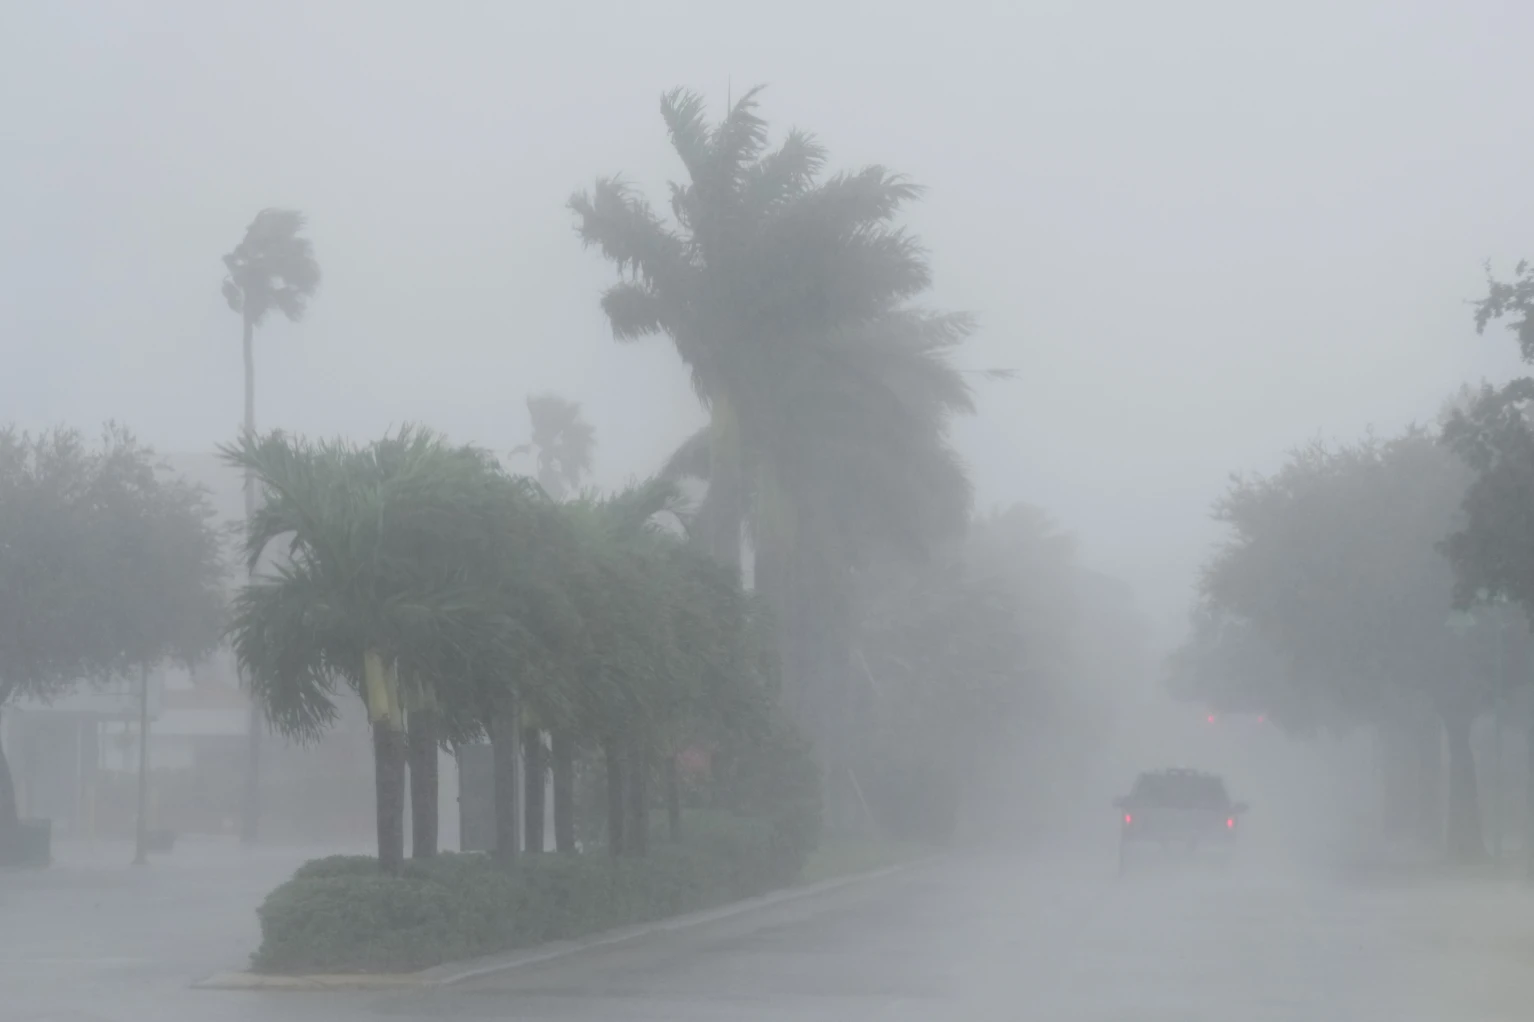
[0, 424, 225, 846]
[1180, 427, 1503, 859]
[222, 427, 797, 869]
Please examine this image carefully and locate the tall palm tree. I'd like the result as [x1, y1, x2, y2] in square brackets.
[221, 208, 320, 844]
[570, 89, 975, 822]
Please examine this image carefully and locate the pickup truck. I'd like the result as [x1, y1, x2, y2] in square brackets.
[1114, 768, 1248, 873]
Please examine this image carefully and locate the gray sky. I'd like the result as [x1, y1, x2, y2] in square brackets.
[3, 0, 1530, 647]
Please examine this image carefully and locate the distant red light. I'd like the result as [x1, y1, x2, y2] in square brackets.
[1257, 714, 1266, 724]
[1206, 714, 1216, 724]
[1226, 817, 1235, 829]
[1123, 813, 1133, 826]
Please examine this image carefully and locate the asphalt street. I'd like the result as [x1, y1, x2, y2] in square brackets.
[6, 846, 1534, 1022]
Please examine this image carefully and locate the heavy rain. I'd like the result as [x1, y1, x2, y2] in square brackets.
[2, 3, 1533, 1020]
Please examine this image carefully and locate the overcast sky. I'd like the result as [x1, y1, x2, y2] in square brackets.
[3, 0, 1530, 647]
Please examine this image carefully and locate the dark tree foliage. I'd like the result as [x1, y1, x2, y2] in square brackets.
[1442, 380, 1534, 614]
[1472, 260, 1534, 360]
[1443, 257, 1534, 615]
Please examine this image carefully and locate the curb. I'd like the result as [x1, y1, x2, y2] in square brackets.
[191, 855, 935, 992]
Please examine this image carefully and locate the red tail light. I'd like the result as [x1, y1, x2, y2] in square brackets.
[1226, 817, 1235, 829]
[1123, 813, 1133, 826]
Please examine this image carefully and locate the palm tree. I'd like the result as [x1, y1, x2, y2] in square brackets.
[221, 208, 320, 843]
[570, 89, 975, 823]
[514, 393, 595, 502]
[222, 428, 524, 873]
[553, 479, 690, 855]
[512, 392, 596, 850]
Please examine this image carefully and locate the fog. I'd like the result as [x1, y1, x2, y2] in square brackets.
[4, 2, 1534, 1019]
[5, 1, 1530, 644]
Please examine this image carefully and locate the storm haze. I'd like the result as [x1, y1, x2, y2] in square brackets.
[4, 4, 1534, 1019]
[6, 1, 1530, 646]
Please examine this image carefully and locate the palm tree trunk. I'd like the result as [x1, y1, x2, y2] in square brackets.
[133, 663, 151, 866]
[1442, 704, 1486, 864]
[408, 708, 439, 858]
[551, 731, 575, 853]
[704, 400, 745, 571]
[522, 727, 545, 853]
[372, 721, 407, 875]
[625, 736, 649, 857]
[491, 706, 519, 861]
[665, 753, 682, 842]
[604, 736, 625, 857]
[240, 310, 263, 846]
[1525, 692, 1534, 882]
[0, 704, 21, 857]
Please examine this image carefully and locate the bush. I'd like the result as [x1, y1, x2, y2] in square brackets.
[253, 813, 806, 974]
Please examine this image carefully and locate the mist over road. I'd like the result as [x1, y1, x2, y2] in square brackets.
[355, 854, 1532, 1022]
[5, 843, 1530, 1021]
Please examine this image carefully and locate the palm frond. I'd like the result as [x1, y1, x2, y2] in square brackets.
[710, 84, 770, 189]
[742, 129, 828, 217]
[600, 281, 672, 341]
[568, 179, 691, 292]
[784, 167, 924, 230]
[226, 562, 346, 744]
[659, 425, 713, 482]
[660, 88, 713, 184]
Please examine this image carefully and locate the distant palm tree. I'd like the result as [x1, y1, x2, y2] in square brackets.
[221, 208, 320, 843]
[514, 392, 595, 502]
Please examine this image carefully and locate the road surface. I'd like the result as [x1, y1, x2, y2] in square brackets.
[6, 849, 1533, 1021]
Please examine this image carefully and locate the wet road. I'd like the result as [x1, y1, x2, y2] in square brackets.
[376, 854, 1534, 1022]
[8, 851, 1534, 1021]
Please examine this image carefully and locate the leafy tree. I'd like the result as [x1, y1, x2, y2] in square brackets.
[1442, 256, 1534, 612]
[1197, 429, 1496, 861]
[1440, 257, 1534, 871]
[221, 207, 321, 843]
[0, 426, 225, 855]
[1472, 260, 1534, 358]
[571, 88, 974, 822]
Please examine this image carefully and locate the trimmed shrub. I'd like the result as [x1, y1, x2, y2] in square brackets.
[253, 813, 806, 974]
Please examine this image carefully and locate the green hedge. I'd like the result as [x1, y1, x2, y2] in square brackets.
[253, 813, 805, 974]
